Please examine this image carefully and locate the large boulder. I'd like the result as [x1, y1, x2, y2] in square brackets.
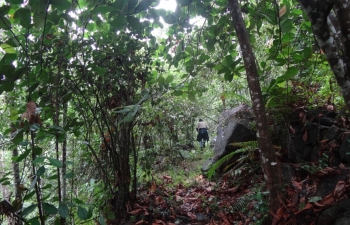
[212, 104, 256, 162]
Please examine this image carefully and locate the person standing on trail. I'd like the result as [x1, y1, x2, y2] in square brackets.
[196, 119, 209, 148]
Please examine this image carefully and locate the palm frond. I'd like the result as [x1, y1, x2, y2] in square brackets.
[207, 141, 258, 179]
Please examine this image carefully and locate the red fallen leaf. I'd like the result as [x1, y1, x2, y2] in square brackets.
[135, 220, 149, 225]
[155, 196, 164, 205]
[128, 209, 143, 215]
[319, 194, 335, 206]
[272, 207, 283, 225]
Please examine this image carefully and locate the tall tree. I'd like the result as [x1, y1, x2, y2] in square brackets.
[298, 0, 350, 109]
[228, 0, 286, 217]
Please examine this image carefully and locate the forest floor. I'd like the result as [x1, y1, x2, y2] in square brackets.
[124, 144, 350, 225]
[125, 147, 269, 225]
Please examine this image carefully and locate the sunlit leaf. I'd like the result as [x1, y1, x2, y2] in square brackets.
[48, 157, 63, 168]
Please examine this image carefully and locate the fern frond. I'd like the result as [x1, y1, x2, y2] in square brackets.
[230, 197, 249, 212]
[207, 141, 258, 179]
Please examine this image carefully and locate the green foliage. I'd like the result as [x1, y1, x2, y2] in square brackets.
[207, 141, 258, 179]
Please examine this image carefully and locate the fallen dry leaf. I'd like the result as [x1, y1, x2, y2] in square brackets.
[128, 209, 143, 215]
[155, 195, 164, 205]
[135, 220, 149, 225]
[334, 180, 346, 198]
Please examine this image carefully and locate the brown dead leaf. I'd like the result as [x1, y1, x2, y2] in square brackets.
[339, 163, 346, 170]
[222, 186, 239, 193]
[291, 180, 302, 191]
[155, 196, 164, 205]
[334, 180, 346, 198]
[319, 194, 334, 206]
[150, 181, 157, 192]
[152, 220, 166, 225]
[128, 209, 143, 215]
[279, 5, 286, 17]
[135, 220, 149, 225]
[303, 131, 307, 142]
[175, 195, 182, 202]
[274, 207, 284, 224]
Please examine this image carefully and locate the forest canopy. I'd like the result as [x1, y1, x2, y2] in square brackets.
[0, 0, 348, 224]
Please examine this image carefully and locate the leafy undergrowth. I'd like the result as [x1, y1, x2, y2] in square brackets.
[121, 146, 350, 225]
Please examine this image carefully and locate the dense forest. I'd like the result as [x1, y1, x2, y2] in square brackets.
[1, 0, 350, 224]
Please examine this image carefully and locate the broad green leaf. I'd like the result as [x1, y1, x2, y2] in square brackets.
[50, 0, 71, 11]
[86, 22, 94, 31]
[77, 206, 89, 220]
[29, 218, 40, 225]
[0, 54, 16, 66]
[96, 67, 106, 76]
[6, 0, 23, 4]
[110, 14, 127, 29]
[14, 8, 31, 29]
[16, 149, 31, 162]
[0, 5, 10, 16]
[23, 191, 36, 201]
[222, 55, 233, 68]
[97, 215, 106, 225]
[33, 146, 43, 155]
[43, 203, 57, 215]
[276, 67, 298, 83]
[62, 92, 72, 104]
[33, 12, 45, 29]
[48, 158, 63, 168]
[163, 14, 177, 24]
[64, 172, 74, 178]
[22, 204, 37, 217]
[173, 90, 183, 96]
[127, 16, 142, 30]
[224, 72, 233, 82]
[188, 92, 195, 101]
[58, 203, 69, 218]
[128, 0, 138, 13]
[32, 157, 45, 164]
[42, 184, 53, 190]
[37, 166, 46, 177]
[12, 128, 24, 144]
[0, 15, 11, 30]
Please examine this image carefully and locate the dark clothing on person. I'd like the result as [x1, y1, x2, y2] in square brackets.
[197, 128, 209, 142]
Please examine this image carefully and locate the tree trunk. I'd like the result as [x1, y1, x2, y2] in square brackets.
[297, 0, 350, 109]
[228, 0, 286, 216]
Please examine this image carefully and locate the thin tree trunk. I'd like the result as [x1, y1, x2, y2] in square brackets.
[62, 102, 67, 201]
[12, 146, 23, 225]
[228, 0, 286, 216]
